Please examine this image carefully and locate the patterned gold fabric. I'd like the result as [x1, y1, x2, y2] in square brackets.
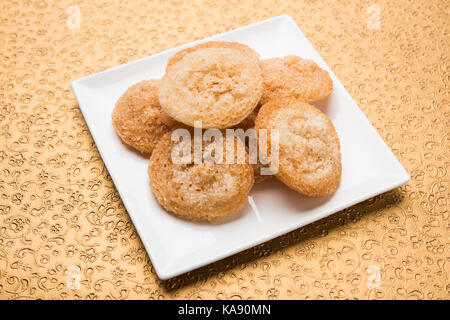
[0, 0, 448, 299]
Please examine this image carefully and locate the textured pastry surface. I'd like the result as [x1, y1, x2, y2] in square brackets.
[159, 47, 263, 128]
[260, 56, 333, 104]
[255, 98, 341, 196]
[166, 41, 259, 70]
[149, 130, 254, 222]
[112, 80, 178, 154]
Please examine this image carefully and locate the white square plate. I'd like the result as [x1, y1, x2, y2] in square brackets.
[71, 15, 410, 279]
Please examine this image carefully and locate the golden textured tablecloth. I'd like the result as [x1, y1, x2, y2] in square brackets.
[0, 0, 448, 300]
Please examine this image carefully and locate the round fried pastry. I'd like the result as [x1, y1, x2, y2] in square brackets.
[254, 98, 341, 196]
[148, 129, 254, 222]
[112, 80, 178, 154]
[159, 47, 263, 129]
[260, 56, 333, 104]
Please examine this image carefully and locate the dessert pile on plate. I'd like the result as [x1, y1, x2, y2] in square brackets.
[112, 41, 341, 223]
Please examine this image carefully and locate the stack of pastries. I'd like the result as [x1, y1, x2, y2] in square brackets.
[112, 41, 341, 222]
